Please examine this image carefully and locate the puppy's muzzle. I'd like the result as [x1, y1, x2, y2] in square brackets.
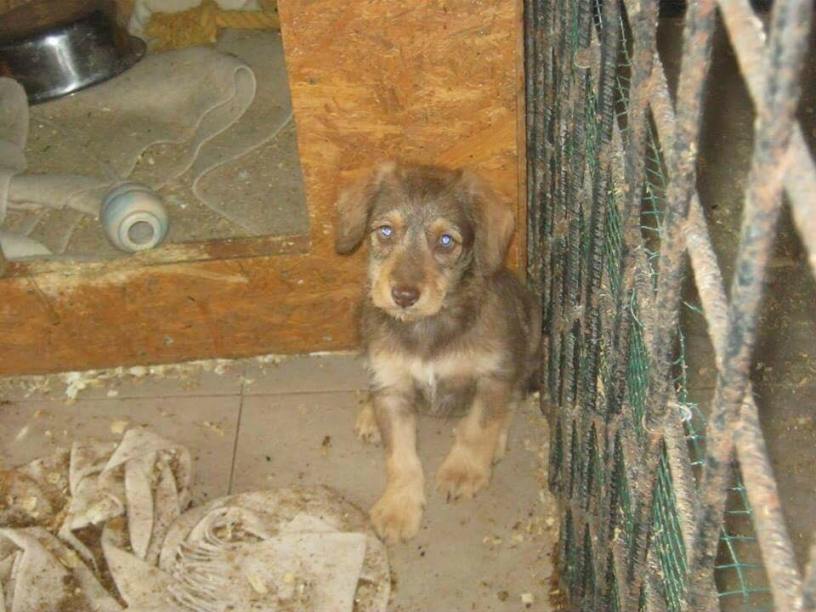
[391, 285, 420, 308]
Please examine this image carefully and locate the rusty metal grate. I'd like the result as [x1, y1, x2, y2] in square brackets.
[524, 0, 816, 609]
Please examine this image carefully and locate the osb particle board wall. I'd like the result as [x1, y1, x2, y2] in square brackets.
[2, 0, 133, 17]
[0, 0, 27, 10]
[281, 0, 524, 234]
[0, 0, 135, 25]
[0, 0, 525, 375]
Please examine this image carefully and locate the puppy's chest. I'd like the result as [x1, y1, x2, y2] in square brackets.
[369, 350, 500, 414]
[400, 357, 472, 415]
[405, 359, 448, 407]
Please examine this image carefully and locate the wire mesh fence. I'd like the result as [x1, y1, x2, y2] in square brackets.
[524, 0, 816, 609]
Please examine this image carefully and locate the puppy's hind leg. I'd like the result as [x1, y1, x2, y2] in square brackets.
[355, 397, 382, 445]
[369, 390, 425, 543]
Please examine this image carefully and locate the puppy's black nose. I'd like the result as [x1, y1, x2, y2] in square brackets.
[391, 285, 420, 308]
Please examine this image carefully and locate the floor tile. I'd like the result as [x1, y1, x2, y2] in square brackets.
[755, 382, 816, 569]
[231, 391, 380, 503]
[242, 352, 369, 395]
[0, 395, 241, 504]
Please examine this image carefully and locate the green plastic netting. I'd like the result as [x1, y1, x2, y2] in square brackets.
[527, 0, 774, 608]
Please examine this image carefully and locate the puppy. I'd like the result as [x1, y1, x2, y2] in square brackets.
[335, 162, 541, 543]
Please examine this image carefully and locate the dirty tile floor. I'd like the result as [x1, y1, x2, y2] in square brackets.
[0, 353, 558, 611]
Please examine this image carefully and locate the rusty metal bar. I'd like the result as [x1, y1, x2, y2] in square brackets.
[686, 197, 804, 611]
[579, 0, 621, 419]
[606, 0, 657, 418]
[628, 61, 709, 605]
[562, 2, 705, 606]
[688, 0, 815, 607]
[648, 27, 805, 607]
[524, 0, 539, 288]
[786, 146, 816, 276]
[537, 0, 559, 401]
[802, 542, 816, 610]
[663, 417, 697, 551]
[626, 0, 719, 607]
[546, 0, 566, 405]
[526, 0, 815, 607]
[547, 0, 574, 491]
[645, 0, 716, 428]
[560, 0, 593, 409]
[735, 399, 802, 608]
[717, 0, 816, 280]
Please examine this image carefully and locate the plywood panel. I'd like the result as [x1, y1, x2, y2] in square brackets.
[0, 253, 363, 374]
[2, 0, 131, 20]
[0, 0, 523, 375]
[0, 0, 30, 12]
[279, 0, 524, 265]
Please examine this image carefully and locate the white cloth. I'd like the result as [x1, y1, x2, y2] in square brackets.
[0, 431, 389, 611]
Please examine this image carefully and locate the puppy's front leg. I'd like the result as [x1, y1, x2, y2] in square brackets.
[436, 378, 513, 500]
[370, 389, 425, 543]
[354, 398, 382, 445]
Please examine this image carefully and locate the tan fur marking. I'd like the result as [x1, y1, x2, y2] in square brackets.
[370, 399, 425, 543]
[369, 348, 503, 392]
[436, 380, 513, 500]
[334, 161, 397, 254]
[369, 245, 403, 312]
[367, 218, 452, 321]
[355, 399, 382, 445]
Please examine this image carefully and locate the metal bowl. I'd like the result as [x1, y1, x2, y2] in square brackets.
[0, 0, 146, 104]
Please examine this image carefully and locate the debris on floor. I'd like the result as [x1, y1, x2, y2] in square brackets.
[0, 427, 389, 611]
[0, 353, 559, 609]
[0, 352, 289, 403]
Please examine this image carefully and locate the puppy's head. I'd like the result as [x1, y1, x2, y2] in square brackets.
[335, 162, 514, 321]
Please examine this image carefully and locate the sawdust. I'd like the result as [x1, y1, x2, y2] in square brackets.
[476, 395, 561, 608]
[0, 352, 295, 403]
[110, 420, 129, 435]
[201, 420, 226, 436]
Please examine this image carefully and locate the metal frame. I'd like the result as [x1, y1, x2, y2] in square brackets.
[525, 0, 816, 609]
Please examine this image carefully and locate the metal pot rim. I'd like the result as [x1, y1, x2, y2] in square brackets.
[0, 0, 146, 104]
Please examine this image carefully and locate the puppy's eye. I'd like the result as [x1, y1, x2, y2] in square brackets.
[377, 225, 394, 239]
[438, 233, 455, 248]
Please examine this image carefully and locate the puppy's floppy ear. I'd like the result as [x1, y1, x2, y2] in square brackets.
[458, 170, 515, 273]
[334, 161, 397, 254]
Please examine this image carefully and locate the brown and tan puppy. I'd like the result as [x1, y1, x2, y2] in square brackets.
[335, 162, 540, 543]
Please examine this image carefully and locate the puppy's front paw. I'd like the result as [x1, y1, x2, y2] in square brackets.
[436, 444, 492, 501]
[355, 401, 382, 445]
[370, 485, 425, 543]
